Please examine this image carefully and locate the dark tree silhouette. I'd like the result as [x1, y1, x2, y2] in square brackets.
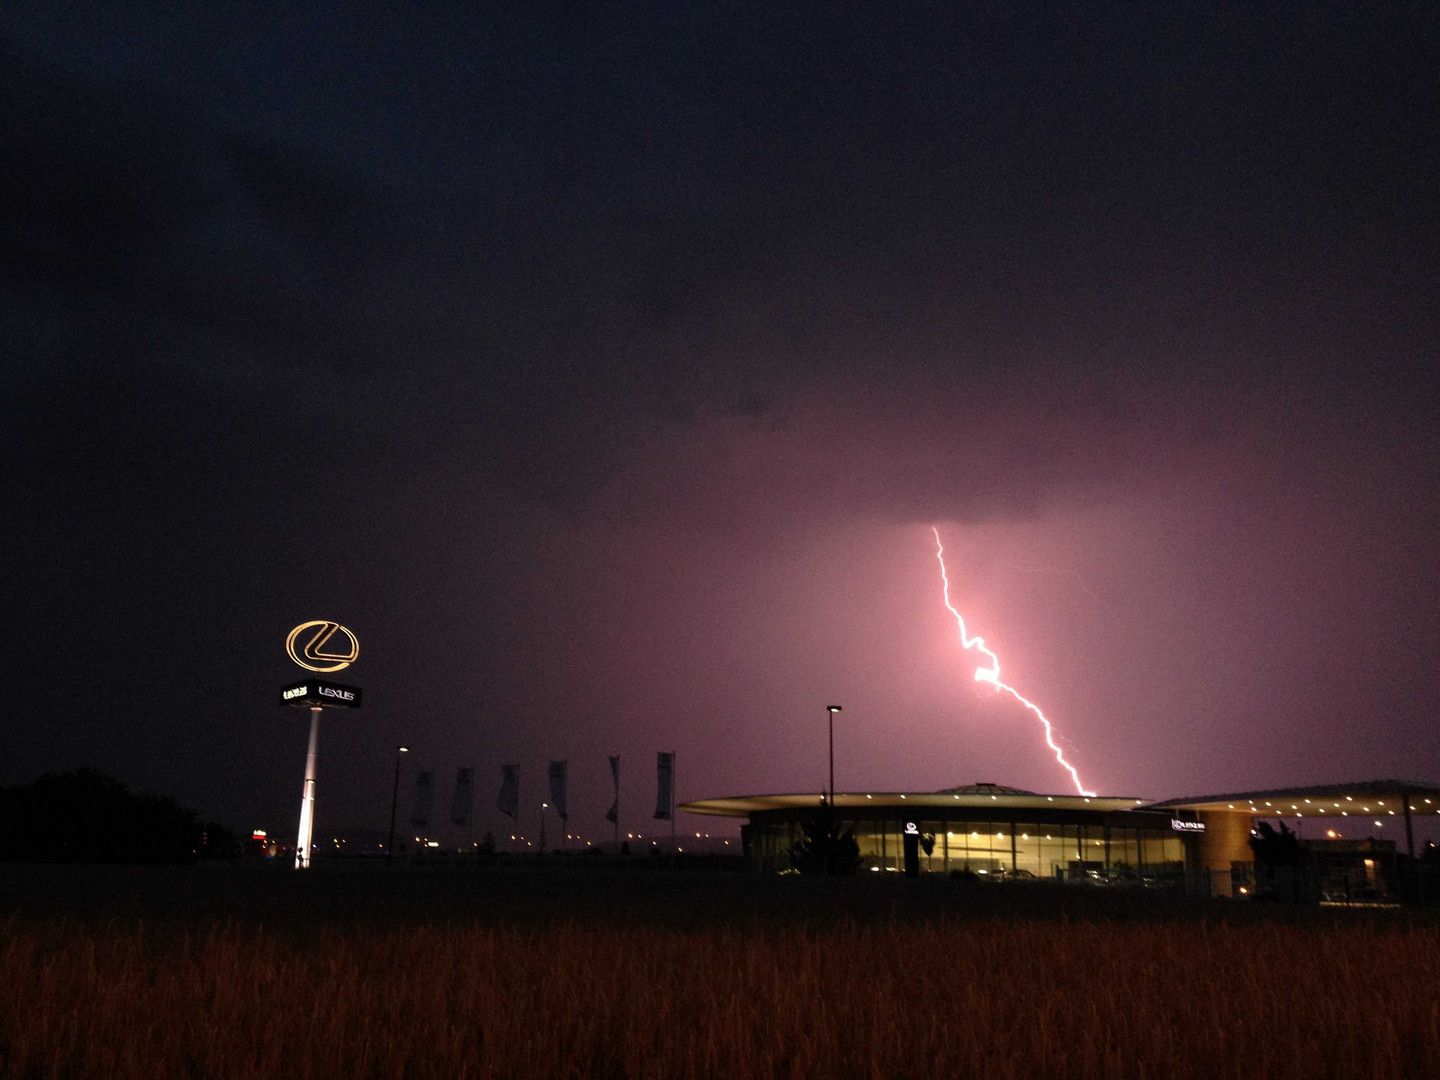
[1249, 820, 1305, 867]
[788, 812, 861, 875]
[0, 769, 228, 864]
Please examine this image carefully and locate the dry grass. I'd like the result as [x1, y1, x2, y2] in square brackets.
[2, 908, 1438, 1080]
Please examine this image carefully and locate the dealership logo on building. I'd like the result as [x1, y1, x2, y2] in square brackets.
[286, 620, 359, 672]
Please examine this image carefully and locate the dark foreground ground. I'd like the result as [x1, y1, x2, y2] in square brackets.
[4, 862, 1438, 1079]
[2, 858, 1433, 933]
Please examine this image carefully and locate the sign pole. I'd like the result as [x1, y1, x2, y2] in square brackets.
[280, 620, 360, 871]
[295, 705, 321, 868]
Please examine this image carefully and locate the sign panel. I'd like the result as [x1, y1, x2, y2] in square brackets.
[279, 679, 363, 709]
[1171, 818, 1206, 833]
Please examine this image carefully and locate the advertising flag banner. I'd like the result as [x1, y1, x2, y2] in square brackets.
[654, 752, 674, 820]
[451, 768, 474, 826]
[548, 760, 568, 821]
[411, 770, 434, 828]
[605, 755, 619, 823]
[497, 764, 519, 819]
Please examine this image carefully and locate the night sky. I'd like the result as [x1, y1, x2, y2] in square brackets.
[4, 4, 1437, 846]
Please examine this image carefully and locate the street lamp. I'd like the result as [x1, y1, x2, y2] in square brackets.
[826, 706, 842, 807]
[387, 746, 409, 866]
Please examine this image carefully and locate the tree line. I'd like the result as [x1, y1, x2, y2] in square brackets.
[0, 769, 240, 863]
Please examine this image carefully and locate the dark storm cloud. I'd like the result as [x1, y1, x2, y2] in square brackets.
[3, 3, 1438, 829]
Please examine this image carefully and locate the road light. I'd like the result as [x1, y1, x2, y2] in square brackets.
[827, 706, 842, 807]
[387, 746, 409, 866]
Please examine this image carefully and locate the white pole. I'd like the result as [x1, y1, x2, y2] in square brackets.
[295, 706, 320, 869]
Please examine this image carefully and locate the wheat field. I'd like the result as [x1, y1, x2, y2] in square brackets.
[2, 890, 1438, 1080]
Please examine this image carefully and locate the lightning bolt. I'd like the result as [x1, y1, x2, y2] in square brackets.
[932, 527, 1096, 797]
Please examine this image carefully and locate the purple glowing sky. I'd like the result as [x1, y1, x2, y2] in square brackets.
[3, 4, 1437, 845]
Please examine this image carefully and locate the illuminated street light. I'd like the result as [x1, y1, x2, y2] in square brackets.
[826, 706, 842, 807]
[826, 705, 841, 876]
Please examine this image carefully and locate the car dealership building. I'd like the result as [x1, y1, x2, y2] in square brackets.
[681, 779, 1440, 895]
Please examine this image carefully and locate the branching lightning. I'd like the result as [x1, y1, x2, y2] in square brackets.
[932, 527, 1096, 797]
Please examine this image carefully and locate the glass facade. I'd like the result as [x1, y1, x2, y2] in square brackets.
[751, 812, 1186, 880]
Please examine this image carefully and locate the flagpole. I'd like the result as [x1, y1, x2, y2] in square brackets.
[671, 749, 677, 853]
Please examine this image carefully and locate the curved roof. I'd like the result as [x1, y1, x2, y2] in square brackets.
[936, 782, 1037, 796]
[680, 790, 1149, 818]
[1142, 779, 1440, 815]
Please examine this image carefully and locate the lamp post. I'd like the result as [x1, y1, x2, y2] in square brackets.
[387, 745, 409, 866]
[826, 706, 842, 806]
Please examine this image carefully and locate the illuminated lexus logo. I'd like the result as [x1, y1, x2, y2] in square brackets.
[286, 621, 359, 672]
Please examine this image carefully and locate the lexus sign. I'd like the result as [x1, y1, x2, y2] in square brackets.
[280, 679, 363, 709]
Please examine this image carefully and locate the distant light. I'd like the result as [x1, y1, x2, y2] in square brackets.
[398, 746, 409, 753]
[827, 706, 842, 713]
[252, 830, 267, 839]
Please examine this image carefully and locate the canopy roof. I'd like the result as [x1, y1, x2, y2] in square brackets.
[1142, 779, 1440, 817]
[680, 789, 1148, 818]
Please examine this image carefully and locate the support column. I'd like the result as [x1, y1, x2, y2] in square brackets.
[294, 706, 320, 869]
[1402, 791, 1415, 859]
[1198, 809, 1253, 897]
